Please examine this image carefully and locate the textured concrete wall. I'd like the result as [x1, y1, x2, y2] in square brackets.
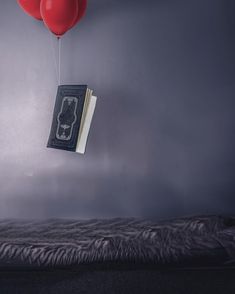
[0, 0, 234, 218]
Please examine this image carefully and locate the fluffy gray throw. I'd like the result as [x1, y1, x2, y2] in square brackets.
[0, 215, 234, 268]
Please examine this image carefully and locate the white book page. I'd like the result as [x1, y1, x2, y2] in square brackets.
[76, 95, 97, 154]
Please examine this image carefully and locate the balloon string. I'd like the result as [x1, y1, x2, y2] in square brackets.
[49, 33, 59, 85]
[58, 37, 61, 85]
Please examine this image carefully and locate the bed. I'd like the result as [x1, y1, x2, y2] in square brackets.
[0, 215, 234, 293]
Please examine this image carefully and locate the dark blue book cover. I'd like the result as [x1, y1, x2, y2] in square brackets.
[47, 85, 87, 152]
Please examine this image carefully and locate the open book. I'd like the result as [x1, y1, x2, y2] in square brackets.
[47, 85, 97, 154]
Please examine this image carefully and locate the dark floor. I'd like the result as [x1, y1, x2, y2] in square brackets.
[0, 266, 235, 294]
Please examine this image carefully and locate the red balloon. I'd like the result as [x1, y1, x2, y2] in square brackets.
[69, 0, 87, 30]
[40, 0, 79, 37]
[17, 0, 42, 20]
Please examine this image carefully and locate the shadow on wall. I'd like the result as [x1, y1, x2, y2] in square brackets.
[3, 169, 185, 219]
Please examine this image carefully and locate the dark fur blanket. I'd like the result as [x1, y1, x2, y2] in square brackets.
[0, 215, 234, 269]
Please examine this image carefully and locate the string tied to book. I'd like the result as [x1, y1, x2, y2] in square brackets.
[58, 37, 61, 85]
[50, 33, 62, 86]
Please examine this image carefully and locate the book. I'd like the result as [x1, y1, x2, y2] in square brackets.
[47, 85, 97, 154]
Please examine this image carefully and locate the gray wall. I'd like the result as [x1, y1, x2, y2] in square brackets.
[0, 0, 235, 218]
